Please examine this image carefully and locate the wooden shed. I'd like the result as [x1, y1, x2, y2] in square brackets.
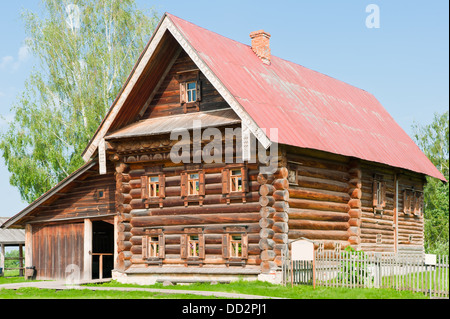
[0, 217, 25, 276]
[2, 13, 445, 283]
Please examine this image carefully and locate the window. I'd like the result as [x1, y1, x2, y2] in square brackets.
[288, 169, 297, 185]
[180, 170, 205, 206]
[413, 191, 424, 216]
[188, 173, 200, 196]
[372, 174, 386, 213]
[142, 229, 165, 263]
[403, 189, 423, 216]
[186, 82, 197, 103]
[179, 71, 201, 113]
[221, 167, 248, 203]
[230, 235, 243, 258]
[180, 229, 205, 264]
[403, 189, 413, 215]
[149, 236, 159, 257]
[188, 235, 200, 257]
[141, 174, 166, 208]
[149, 176, 160, 197]
[95, 188, 105, 201]
[230, 169, 242, 192]
[222, 227, 248, 265]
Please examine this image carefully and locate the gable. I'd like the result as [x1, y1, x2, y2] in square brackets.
[82, 14, 270, 163]
[2, 162, 116, 228]
[139, 49, 230, 120]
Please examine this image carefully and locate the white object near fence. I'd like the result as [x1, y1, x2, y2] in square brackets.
[291, 239, 314, 261]
[425, 254, 436, 266]
[289, 239, 316, 288]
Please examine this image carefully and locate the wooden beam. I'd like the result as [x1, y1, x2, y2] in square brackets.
[83, 219, 92, 281]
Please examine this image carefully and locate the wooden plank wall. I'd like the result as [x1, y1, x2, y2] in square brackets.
[29, 168, 116, 224]
[141, 50, 229, 120]
[32, 223, 84, 280]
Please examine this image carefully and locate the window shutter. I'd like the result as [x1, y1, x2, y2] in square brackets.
[222, 234, 229, 259]
[403, 190, 411, 214]
[242, 233, 248, 259]
[180, 172, 188, 197]
[159, 174, 166, 198]
[372, 180, 378, 208]
[158, 234, 165, 259]
[180, 234, 187, 259]
[180, 82, 186, 104]
[198, 170, 206, 196]
[142, 236, 148, 259]
[141, 176, 149, 200]
[381, 182, 386, 208]
[198, 233, 205, 259]
[241, 167, 249, 192]
[196, 80, 202, 101]
[222, 169, 230, 194]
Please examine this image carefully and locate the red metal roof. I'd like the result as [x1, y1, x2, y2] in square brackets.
[168, 13, 446, 181]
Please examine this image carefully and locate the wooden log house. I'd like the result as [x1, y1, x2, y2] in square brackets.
[1, 13, 445, 283]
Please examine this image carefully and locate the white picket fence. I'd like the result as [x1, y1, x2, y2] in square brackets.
[282, 250, 449, 298]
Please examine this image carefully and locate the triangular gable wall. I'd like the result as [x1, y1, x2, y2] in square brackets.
[82, 13, 271, 163]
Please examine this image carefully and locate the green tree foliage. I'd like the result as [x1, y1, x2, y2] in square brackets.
[0, 0, 158, 203]
[413, 111, 449, 255]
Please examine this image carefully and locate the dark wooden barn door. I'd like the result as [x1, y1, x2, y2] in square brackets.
[32, 223, 84, 280]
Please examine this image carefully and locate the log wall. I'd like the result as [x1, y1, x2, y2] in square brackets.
[359, 162, 396, 252]
[397, 174, 425, 253]
[114, 160, 262, 270]
[286, 151, 352, 251]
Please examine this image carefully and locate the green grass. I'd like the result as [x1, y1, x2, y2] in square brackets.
[0, 276, 429, 299]
[85, 279, 427, 299]
[0, 287, 224, 299]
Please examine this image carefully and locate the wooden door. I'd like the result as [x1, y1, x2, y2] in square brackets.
[32, 223, 84, 280]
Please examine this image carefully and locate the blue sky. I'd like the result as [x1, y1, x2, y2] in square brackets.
[0, 0, 448, 218]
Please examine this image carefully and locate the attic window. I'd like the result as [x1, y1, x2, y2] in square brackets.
[186, 82, 197, 102]
[95, 189, 105, 200]
[179, 69, 201, 113]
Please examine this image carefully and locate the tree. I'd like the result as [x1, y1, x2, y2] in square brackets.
[0, 0, 158, 203]
[413, 111, 449, 255]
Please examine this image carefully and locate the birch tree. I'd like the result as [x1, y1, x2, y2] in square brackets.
[413, 111, 449, 254]
[0, 0, 158, 203]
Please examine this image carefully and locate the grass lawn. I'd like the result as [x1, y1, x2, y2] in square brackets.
[0, 277, 428, 299]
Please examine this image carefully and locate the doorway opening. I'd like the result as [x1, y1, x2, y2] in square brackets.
[92, 220, 114, 279]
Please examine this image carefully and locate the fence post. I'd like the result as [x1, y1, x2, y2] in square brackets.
[374, 253, 381, 288]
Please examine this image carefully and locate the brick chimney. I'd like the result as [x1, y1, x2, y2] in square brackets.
[250, 30, 271, 65]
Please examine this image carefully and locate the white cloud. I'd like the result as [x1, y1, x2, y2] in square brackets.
[0, 41, 31, 72]
[0, 56, 14, 69]
[18, 45, 30, 63]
